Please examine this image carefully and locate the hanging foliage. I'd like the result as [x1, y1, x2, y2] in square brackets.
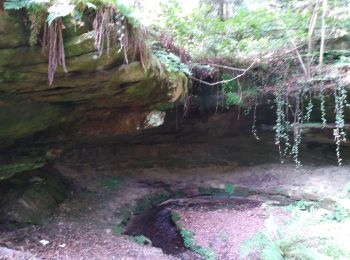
[3, 0, 148, 85]
[92, 5, 149, 69]
[42, 18, 68, 86]
[93, 7, 115, 57]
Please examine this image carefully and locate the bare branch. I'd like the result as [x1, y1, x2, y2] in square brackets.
[190, 60, 256, 86]
[319, 0, 328, 71]
[307, 0, 320, 80]
[201, 63, 246, 72]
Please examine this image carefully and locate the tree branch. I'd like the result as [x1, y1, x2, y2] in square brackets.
[201, 63, 246, 72]
[190, 60, 256, 86]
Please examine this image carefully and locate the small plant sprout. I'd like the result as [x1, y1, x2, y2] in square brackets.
[225, 183, 235, 195]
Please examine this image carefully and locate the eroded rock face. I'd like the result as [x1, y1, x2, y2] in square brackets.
[0, 166, 67, 225]
[0, 9, 187, 180]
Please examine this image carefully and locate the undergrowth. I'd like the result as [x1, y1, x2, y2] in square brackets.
[242, 198, 350, 260]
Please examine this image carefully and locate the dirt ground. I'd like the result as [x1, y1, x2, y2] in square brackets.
[1, 159, 350, 260]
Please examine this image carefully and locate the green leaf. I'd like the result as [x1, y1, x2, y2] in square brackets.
[86, 2, 96, 10]
[47, 2, 74, 25]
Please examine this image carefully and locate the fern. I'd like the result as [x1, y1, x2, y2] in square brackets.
[153, 49, 191, 75]
[240, 232, 268, 259]
[240, 216, 327, 260]
[284, 245, 326, 260]
[47, 1, 75, 24]
[4, 0, 33, 10]
[261, 242, 284, 260]
[4, 0, 48, 10]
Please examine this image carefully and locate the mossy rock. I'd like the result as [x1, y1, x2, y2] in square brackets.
[0, 100, 68, 141]
[0, 10, 28, 49]
[0, 8, 187, 180]
[0, 167, 67, 225]
[0, 157, 47, 182]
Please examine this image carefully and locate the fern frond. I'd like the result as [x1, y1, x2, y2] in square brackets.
[286, 244, 329, 260]
[4, 0, 33, 10]
[4, 0, 49, 10]
[240, 232, 269, 259]
[261, 242, 284, 260]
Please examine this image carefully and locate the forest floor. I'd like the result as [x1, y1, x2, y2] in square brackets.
[1, 159, 350, 259]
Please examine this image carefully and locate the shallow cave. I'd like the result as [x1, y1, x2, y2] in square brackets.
[1, 101, 350, 259]
[1, 2, 350, 259]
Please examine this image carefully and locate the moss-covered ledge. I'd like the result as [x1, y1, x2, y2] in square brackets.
[0, 7, 188, 182]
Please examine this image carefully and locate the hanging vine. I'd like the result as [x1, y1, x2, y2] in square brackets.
[291, 93, 303, 168]
[93, 7, 116, 57]
[319, 82, 327, 128]
[42, 18, 68, 86]
[304, 97, 313, 122]
[4, 0, 147, 85]
[92, 6, 149, 68]
[334, 78, 347, 166]
[274, 85, 290, 163]
[27, 8, 46, 46]
[251, 101, 260, 141]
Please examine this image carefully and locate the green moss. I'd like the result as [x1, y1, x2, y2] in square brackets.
[129, 235, 152, 246]
[324, 203, 349, 223]
[198, 186, 232, 196]
[171, 209, 216, 260]
[115, 223, 124, 236]
[102, 176, 123, 192]
[0, 46, 45, 68]
[151, 102, 175, 111]
[0, 158, 47, 182]
[344, 183, 350, 197]
[0, 11, 28, 48]
[179, 228, 216, 260]
[225, 183, 235, 195]
[171, 210, 181, 223]
[0, 69, 26, 82]
[1, 174, 67, 224]
[111, 62, 146, 83]
[124, 78, 158, 103]
[0, 101, 67, 140]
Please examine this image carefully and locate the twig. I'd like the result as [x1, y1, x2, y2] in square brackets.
[319, 0, 328, 72]
[307, 0, 320, 80]
[190, 60, 256, 86]
[292, 41, 308, 78]
[268, 44, 305, 59]
[201, 63, 246, 72]
[277, 16, 308, 78]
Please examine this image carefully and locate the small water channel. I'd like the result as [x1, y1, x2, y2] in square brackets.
[124, 196, 262, 256]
